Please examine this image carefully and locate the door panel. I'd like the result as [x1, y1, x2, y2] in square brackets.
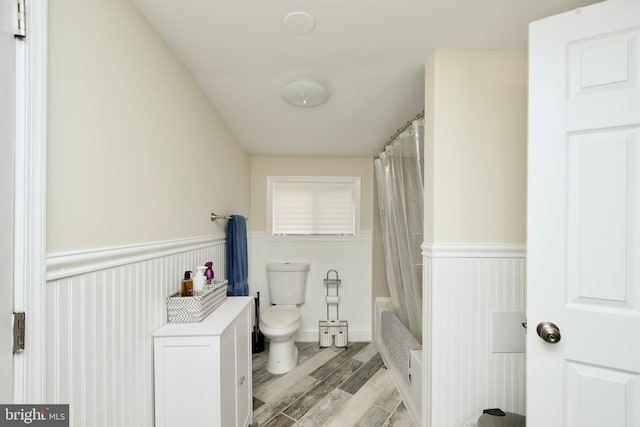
[568, 30, 638, 97]
[565, 362, 640, 427]
[528, 1, 640, 425]
[566, 129, 638, 308]
[220, 326, 236, 427]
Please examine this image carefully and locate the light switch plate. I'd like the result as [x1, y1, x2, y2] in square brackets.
[491, 311, 526, 353]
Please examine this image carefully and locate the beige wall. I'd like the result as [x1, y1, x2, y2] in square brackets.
[47, 0, 250, 253]
[423, 54, 436, 243]
[250, 156, 374, 232]
[425, 50, 527, 243]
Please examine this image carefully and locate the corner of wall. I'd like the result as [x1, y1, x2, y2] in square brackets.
[422, 50, 528, 426]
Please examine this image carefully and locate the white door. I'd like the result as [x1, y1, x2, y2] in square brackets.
[0, 0, 16, 403]
[528, 0, 640, 425]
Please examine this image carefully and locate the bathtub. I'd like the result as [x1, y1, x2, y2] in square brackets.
[375, 298, 422, 424]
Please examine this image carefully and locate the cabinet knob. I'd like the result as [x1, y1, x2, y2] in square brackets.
[238, 376, 245, 386]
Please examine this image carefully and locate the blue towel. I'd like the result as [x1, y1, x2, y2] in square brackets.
[226, 215, 249, 296]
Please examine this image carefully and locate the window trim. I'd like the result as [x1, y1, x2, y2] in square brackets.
[266, 176, 361, 240]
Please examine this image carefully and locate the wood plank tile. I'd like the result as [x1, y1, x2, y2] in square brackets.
[308, 342, 367, 380]
[252, 375, 320, 426]
[351, 342, 380, 363]
[296, 341, 324, 364]
[252, 343, 414, 427]
[253, 368, 278, 390]
[354, 406, 391, 427]
[339, 353, 385, 395]
[262, 413, 296, 427]
[371, 378, 402, 413]
[253, 348, 338, 402]
[324, 368, 390, 427]
[283, 359, 362, 420]
[295, 388, 352, 427]
[252, 348, 269, 373]
[386, 401, 416, 427]
[253, 396, 265, 411]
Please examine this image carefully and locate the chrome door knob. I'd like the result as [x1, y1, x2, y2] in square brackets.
[536, 322, 561, 344]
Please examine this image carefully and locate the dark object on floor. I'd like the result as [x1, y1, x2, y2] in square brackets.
[478, 410, 525, 427]
[252, 292, 265, 354]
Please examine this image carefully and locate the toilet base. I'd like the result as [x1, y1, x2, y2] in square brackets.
[266, 339, 299, 374]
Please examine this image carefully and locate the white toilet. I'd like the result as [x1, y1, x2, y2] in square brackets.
[259, 262, 309, 374]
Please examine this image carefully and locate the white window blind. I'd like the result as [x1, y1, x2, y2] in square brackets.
[269, 177, 360, 236]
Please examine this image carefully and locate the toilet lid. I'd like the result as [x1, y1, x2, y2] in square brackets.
[261, 307, 300, 328]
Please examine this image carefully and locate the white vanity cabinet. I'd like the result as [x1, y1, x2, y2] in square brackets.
[153, 296, 253, 427]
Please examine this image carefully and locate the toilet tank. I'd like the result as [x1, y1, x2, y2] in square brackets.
[267, 262, 310, 305]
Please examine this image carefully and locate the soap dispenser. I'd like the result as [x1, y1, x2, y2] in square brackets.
[204, 261, 214, 284]
[180, 271, 193, 297]
[193, 266, 206, 292]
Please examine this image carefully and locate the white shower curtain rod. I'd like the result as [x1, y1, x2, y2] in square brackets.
[381, 110, 425, 151]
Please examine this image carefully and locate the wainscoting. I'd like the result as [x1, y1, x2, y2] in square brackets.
[249, 232, 373, 342]
[422, 243, 526, 427]
[44, 232, 374, 426]
[45, 235, 227, 427]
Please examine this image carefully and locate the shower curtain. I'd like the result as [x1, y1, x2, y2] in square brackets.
[374, 117, 424, 342]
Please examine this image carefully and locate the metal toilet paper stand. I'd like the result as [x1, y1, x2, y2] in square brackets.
[319, 269, 348, 347]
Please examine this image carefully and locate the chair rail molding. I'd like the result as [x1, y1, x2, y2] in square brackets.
[422, 242, 526, 259]
[47, 234, 226, 281]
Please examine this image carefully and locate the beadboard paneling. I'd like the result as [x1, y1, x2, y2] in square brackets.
[249, 232, 373, 342]
[45, 235, 226, 427]
[422, 244, 526, 427]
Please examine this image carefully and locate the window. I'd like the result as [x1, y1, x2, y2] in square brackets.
[268, 176, 360, 237]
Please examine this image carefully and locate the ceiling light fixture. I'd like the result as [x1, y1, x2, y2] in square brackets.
[281, 80, 330, 107]
[284, 11, 315, 35]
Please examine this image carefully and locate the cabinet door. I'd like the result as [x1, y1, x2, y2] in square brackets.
[235, 306, 252, 426]
[220, 325, 237, 427]
[154, 337, 218, 427]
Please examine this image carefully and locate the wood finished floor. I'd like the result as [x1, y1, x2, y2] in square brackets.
[251, 342, 416, 427]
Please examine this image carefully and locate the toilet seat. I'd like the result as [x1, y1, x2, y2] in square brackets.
[261, 306, 300, 329]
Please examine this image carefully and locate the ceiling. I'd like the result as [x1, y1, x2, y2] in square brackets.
[130, 0, 599, 157]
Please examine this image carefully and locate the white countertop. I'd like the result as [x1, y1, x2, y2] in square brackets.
[153, 296, 253, 337]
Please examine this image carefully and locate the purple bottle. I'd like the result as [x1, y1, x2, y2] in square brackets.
[204, 261, 214, 284]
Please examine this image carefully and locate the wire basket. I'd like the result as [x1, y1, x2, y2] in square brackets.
[166, 280, 228, 323]
[319, 319, 348, 348]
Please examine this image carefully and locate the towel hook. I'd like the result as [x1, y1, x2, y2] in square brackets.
[210, 212, 230, 222]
